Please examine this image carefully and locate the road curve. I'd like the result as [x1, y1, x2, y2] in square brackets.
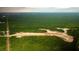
[10, 31, 74, 42]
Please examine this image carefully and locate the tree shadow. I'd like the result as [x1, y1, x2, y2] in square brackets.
[62, 27, 79, 51]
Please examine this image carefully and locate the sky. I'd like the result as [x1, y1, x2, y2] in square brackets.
[0, 0, 79, 12]
[0, 0, 79, 8]
[0, 7, 79, 12]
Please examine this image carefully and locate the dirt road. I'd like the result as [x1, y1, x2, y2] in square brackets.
[10, 29, 74, 42]
[6, 19, 10, 51]
[1, 29, 74, 43]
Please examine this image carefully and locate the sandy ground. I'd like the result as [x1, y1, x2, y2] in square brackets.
[10, 29, 74, 42]
[0, 28, 74, 43]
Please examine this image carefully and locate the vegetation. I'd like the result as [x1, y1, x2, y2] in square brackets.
[0, 12, 79, 51]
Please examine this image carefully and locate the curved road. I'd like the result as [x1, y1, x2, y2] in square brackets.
[10, 29, 74, 42]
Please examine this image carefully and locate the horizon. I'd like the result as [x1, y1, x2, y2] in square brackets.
[0, 7, 79, 13]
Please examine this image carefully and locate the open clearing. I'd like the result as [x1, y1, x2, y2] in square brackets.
[1, 12, 78, 51]
[7, 28, 74, 42]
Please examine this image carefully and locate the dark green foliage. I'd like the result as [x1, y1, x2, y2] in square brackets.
[0, 38, 6, 51]
[10, 36, 69, 51]
[0, 13, 79, 51]
[68, 28, 79, 50]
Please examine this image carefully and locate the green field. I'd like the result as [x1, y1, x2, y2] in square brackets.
[0, 12, 79, 51]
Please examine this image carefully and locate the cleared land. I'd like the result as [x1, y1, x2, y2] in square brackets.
[10, 29, 73, 42]
[1, 28, 73, 42]
[0, 13, 79, 51]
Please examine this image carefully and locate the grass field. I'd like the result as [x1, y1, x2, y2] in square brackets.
[0, 12, 79, 51]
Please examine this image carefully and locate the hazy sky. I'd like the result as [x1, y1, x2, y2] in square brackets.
[0, 0, 79, 12]
[0, 0, 79, 8]
[0, 7, 79, 12]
